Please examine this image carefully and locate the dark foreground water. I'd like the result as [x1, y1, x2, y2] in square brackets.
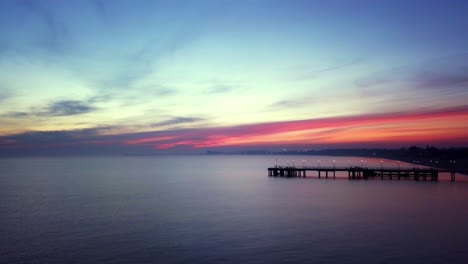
[1, 155, 468, 263]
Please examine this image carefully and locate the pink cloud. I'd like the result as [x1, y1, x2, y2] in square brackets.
[123, 105, 468, 149]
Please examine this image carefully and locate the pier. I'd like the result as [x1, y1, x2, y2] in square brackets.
[268, 166, 464, 182]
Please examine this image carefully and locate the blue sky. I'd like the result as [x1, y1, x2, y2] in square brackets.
[1, 0, 468, 154]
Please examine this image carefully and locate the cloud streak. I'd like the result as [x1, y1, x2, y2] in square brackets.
[295, 58, 364, 80]
[151, 117, 204, 127]
[2, 100, 96, 118]
[105, 105, 468, 149]
[17, 0, 69, 53]
[415, 71, 468, 91]
[355, 53, 468, 91]
[269, 98, 312, 109]
[204, 85, 235, 94]
[2, 105, 468, 155]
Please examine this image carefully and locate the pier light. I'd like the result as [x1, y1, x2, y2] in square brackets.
[450, 161, 456, 167]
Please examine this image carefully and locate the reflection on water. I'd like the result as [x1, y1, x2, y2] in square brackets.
[1, 155, 468, 263]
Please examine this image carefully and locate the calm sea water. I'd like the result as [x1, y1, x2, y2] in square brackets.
[1, 155, 468, 263]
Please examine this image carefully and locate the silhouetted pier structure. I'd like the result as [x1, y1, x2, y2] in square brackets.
[268, 166, 463, 182]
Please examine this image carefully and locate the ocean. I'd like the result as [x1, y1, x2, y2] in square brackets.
[1, 155, 468, 263]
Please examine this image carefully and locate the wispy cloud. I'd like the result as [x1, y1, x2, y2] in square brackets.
[87, 94, 114, 104]
[2, 100, 96, 118]
[269, 98, 312, 109]
[204, 85, 235, 94]
[355, 53, 468, 91]
[100, 22, 203, 91]
[295, 58, 364, 80]
[151, 117, 205, 127]
[17, 0, 69, 52]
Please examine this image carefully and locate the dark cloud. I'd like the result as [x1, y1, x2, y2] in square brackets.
[5, 130, 89, 144]
[0, 127, 127, 156]
[4, 112, 29, 118]
[44, 100, 95, 116]
[2, 100, 96, 118]
[151, 117, 204, 127]
[0, 126, 121, 145]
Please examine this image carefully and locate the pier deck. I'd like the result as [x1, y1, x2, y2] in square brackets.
[268, 166, 464, 182]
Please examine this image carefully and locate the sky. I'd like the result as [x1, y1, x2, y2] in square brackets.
[1, 0, 468, 155]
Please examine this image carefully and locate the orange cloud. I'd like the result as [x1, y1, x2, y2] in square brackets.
[138, 106, 468, 149]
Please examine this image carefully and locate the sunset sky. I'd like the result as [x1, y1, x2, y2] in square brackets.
[1, 0, 468, 155]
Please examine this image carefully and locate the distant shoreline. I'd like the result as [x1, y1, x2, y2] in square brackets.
[206, 147, 468, 174]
